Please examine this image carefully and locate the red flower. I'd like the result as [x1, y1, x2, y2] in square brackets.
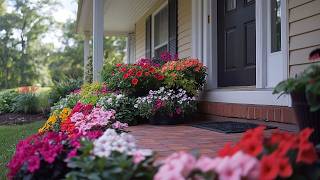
[157, 75, 165, 81]
[116, 63, 122, 67]
[123, 73, 129, 79]
[278, 157, 293, 178]
[299, 128, 314, 142]
[136, 71, 143, 77]
[131, 78, 139, 86]
[149, 67, 155, 73]
[296, 141, 318, 164]
[239, 138, 263, 157]
[260, 155, 279, 180]
[120, 67, 127, 72]
[144, 72, 150, 76]
[217, 143, 239, 157]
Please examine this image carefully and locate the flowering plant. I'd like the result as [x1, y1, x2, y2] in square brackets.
[17, 86, 39, 94]
[97, 93, 139, 125]
[135, 87, 197, 120]
[38, 108, 71, 133]
[216, 127, 320, 180]
[60, 102, 127, 136]
[50, 93, 80, 114]
[154, 127, 320, 180]
[161, 59, 207, 95]
[104, 63, 164, 96]
[136, 51, 178, 67]
[66, 129, 156, 179]
[7, 131, 102, 180]
[155, 151, 260, 180]
[79, 82, 109, 105]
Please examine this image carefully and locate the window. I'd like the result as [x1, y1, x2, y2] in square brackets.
[152, 4, 168, 57]
[226, 0, 236, 11]
[270, 0, 281, 52]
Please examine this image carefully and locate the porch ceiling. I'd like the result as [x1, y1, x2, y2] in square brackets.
[77, 0, 158, 35]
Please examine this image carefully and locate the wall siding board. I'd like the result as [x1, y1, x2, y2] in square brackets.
[288, 0, 313, 9]
[289, 0, 320, 77]
[290, 45, 320, 65]
[289, 0, 320, 23]
[289, 13, 320, 36]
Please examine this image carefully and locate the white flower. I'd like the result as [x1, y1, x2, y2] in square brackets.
[116, 94, 124, 100]
[134, 104, 138, 108]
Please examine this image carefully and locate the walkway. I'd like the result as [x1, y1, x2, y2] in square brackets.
[129, 115, 298, 159]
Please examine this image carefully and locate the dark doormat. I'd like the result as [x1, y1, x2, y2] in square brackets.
[191, 121, 276, 134]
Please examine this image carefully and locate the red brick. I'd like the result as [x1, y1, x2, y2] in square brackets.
[247, 107, 255, 119]
[267, 108, 275, 121]
[254, 107, 261, 120]
[274, 108, 282, 122]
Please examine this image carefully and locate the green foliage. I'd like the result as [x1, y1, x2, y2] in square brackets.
[0, 0, 57, 88]
[97, 93, 139, 125]
[48, 20, 84, 82]
[11, 93, 39, 114]
[49, 78, 83, 105]
[66, 140, 156, 180]
[0, 89, 18, 114]
[51, 93, 80, 114]
[273, 65, 320, 112]
[85, 56, 93, 83]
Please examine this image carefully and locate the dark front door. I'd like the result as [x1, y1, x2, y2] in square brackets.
[218, 0, 256, 87]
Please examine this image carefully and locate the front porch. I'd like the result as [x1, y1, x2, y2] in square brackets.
[130, 115, 298, 159]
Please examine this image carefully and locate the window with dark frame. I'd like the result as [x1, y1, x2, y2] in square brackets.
[153, 4, 169, 58]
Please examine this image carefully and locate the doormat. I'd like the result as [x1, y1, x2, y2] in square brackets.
[191, 121, 276, 134]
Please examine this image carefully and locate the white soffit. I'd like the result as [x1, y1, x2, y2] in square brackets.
[77, 0, 158, 35]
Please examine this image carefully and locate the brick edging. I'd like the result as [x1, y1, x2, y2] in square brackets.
[198, 101, 297, 124]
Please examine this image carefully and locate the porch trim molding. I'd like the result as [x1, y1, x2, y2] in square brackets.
[192, 0, 291, 107]
[200, 89, 290, 106]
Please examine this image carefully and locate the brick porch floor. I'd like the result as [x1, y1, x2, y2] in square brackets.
[129, 115, 298, 159]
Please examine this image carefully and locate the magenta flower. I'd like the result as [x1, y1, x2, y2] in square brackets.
[27, 156, 40, 173]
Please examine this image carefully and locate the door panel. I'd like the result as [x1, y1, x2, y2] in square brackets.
[218, 0, 256, 87]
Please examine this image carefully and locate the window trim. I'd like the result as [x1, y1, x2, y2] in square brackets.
[151, 1, 169, 58]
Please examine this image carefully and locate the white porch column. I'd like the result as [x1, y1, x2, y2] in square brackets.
[83, 31, 90, 81]
[93, 0, 104, 81]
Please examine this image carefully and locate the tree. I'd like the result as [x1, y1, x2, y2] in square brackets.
[0, 0, 57, 89]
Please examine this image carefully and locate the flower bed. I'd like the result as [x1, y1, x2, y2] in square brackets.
[7, 55, 320, 179]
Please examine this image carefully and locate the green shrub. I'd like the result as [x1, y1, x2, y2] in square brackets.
[97, 93, 138, 125]
[12, 93, 39, 114]
[49, 78, 83, 105]
[84, 56, 93, 83]
[0, 90, 18, 114]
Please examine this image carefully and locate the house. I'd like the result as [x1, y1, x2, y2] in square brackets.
[76, 0, 320, 124]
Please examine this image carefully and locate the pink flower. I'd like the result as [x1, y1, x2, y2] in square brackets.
[27, 156, 40, 173]
[155, 152, 196, 180]
[195, 156, 222, 172]
[112, 121, 128, 130]
[67, 149, 78, 159]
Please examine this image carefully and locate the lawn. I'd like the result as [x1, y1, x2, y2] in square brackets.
[0, 121, 44, 179]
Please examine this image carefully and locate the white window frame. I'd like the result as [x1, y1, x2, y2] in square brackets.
[266, 0, 287, 88]
[152, 1, 169, 57]
[192, 0, 290, 106]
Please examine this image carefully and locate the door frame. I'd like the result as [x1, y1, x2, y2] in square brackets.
[192, 0, 290, 106]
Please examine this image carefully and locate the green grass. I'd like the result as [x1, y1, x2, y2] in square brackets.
[0, 121, 44, 179]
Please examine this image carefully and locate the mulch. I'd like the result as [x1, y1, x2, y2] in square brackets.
[0, 113, 47, 125]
